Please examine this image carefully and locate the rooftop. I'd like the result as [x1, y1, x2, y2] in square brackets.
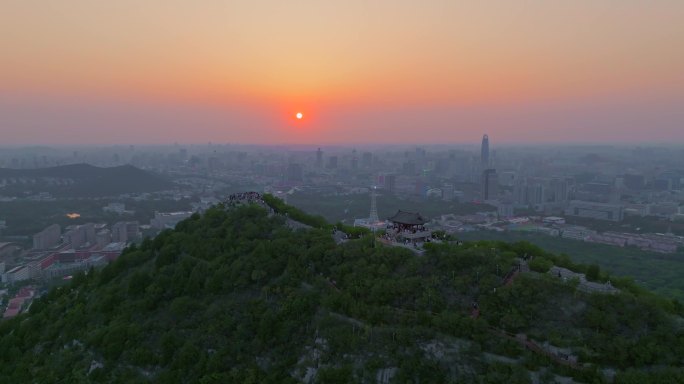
[388, 210, 428, 225]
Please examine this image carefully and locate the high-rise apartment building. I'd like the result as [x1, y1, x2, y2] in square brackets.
[550, 177, 569, 203]
[384, 174, 396, 193]
[32, 224, 61, 250]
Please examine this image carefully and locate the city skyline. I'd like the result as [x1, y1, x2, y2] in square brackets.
[2, 1, 683, 145]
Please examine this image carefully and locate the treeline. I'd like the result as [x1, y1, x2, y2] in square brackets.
[263, 193, 329, 228]
[262, 193, 370, 238]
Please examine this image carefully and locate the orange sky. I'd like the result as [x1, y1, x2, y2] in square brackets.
[1, 1, 683, 145]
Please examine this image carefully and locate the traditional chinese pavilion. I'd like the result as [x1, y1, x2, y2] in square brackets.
[388, 210, 431, 243]
[388, 210, 428, 230]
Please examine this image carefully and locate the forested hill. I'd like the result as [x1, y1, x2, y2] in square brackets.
[1, 200, 683, 383]
[0, 163, 173, 197]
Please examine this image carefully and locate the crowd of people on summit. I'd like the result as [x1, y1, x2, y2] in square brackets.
[225, 192, 264, 207]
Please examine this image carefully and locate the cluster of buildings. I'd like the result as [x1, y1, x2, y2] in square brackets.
[1, 221, 136, 285]
[479, 138, 630, 224]
[33, 221, 138, 250]
[1, 206, 206, 286]
[586, 231, 682, 253]
[173, 137, 681, 237]
[2, 196, 215, 287]
[84, 140, 684, 258]
[451, 213, 684, 254]
[466, 136, 684, 231]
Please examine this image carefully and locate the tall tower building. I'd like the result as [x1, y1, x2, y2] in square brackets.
[316, 148, 323, 168]
[551, 177, 568, 203]
[481, 169, 498, 201]
[481, 134, 490, 168]
[514, 179, 528, 205]
[384, 174, 396, 194]
[527, 183, 545, 205]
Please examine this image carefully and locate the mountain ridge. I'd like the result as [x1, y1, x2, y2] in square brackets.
[0, 163, 173, 197]
[0, 198, 682, 383]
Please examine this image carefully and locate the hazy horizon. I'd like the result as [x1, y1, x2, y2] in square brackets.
[2, 1, 683, 145]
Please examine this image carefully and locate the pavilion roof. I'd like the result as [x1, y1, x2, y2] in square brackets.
[388, 210, 428, 225]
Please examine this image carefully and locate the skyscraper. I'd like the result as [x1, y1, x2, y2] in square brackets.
[316, 148, 323, 168]
[384, 174, 396, 194]
[481, 134, 490, 168]
[550, 177, 568, 203]
[514, 179, 528, 205]
[527, 183, 545, 206]
[442, 184, 455, 201]
[481, 168, 498, 201]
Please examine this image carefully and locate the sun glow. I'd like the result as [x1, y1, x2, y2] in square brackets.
[296, 112, 303, 120]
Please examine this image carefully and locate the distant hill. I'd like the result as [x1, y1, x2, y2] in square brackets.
[0, 200, 682, 382]
[0, 163, 174, 197]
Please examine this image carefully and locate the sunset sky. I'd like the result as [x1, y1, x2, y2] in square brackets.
[1, 1, 683, 145]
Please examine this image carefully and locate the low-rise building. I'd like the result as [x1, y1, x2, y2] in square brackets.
[559, 225, 596, 241]
[41, 254, 108, 280]
[543, 216, 566, 225]
[648, 202, 679, 218]
[588, 231, 680, 253]
[2, 265, 30, 284]
[565, 200, 623, 222]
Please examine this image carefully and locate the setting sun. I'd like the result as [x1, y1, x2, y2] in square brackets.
[296, 112, 303, 120]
